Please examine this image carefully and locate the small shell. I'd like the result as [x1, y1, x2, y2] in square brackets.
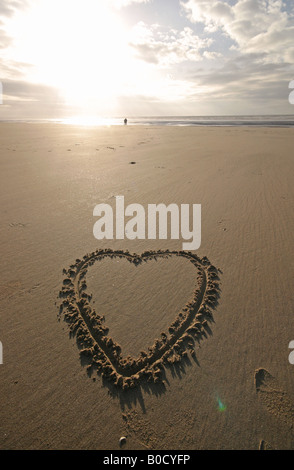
[119, 436, 127, 448]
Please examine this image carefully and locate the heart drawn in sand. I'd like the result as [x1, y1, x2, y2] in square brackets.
[59, 249, 220, 390]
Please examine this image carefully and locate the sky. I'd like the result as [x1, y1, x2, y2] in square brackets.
[0, 0, 294, 119]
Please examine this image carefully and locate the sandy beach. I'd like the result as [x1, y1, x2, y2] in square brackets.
[0, 123, 294, 450]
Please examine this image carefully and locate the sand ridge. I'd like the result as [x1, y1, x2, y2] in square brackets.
[58, 249, 221, 390]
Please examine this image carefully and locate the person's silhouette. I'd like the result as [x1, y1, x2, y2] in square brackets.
[124, 118, 127, 125]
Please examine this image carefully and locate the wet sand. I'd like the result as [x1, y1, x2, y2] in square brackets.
[0, 123, 294, 449]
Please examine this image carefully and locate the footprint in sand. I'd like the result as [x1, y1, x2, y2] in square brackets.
[254, 368, 294, 429]
[9, 222, 28, 228]
[122, 411, 158, 450]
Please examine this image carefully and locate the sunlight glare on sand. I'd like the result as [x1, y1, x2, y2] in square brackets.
[61, 116, 122, 127]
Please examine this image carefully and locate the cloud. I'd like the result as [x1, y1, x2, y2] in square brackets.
[0, 79, 67, 119]
[0, 59, 33, 79]
[178, 0, 294, 113]
[0, 0, 29, 18]
[3, 79, 60, 100]
[181, 0, 233, 31]
[184, 50, 293, 114]
[109, 0, 151, 8]
[181, 0, 294, 61]
[203, 50, 222, 60]
[129, 22, 215, 65]
[0, 1, 30, 57]
[0, 28, 12, 49]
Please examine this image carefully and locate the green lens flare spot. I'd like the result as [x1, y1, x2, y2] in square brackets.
[217, 398, 227, 412]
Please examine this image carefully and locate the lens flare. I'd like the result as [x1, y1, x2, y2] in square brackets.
[217, 396, 227, 412]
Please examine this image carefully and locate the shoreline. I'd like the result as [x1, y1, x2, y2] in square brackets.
[0, 115, 294, 128]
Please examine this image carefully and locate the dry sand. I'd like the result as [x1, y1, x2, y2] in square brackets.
[0, 123, 294, 450]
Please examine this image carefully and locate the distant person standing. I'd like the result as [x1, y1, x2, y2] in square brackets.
[124, 118, 127, 125]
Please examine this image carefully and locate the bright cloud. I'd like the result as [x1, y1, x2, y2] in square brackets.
[129, 22, 215, 65]
[110, 0, 151, 7]
[181, 0, 294, 61]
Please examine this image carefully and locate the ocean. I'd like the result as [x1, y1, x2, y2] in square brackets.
[1, 115, 294, 127]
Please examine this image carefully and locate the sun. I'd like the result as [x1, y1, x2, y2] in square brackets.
[3, 0, 190, 118]
[5, 0, 131, 113]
